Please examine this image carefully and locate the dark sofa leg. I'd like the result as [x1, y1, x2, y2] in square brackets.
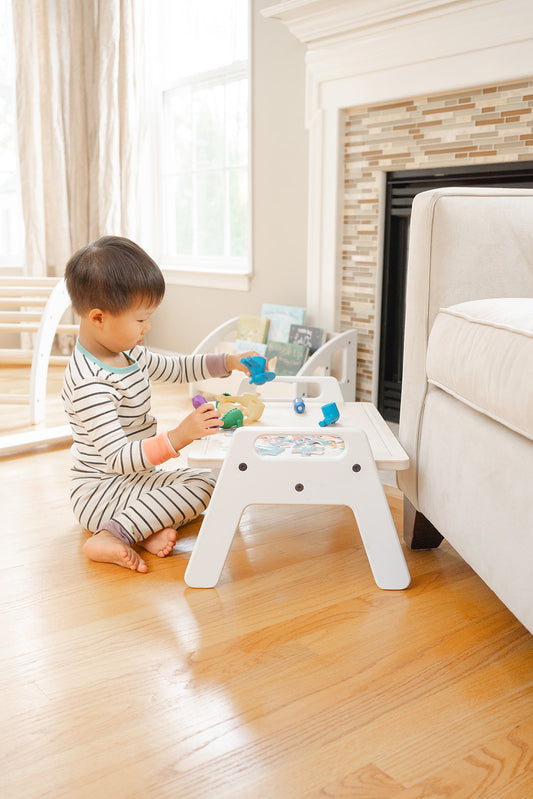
[403, 496, 444, 549]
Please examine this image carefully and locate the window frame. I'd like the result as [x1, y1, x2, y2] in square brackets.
[152, 4, 252, 290]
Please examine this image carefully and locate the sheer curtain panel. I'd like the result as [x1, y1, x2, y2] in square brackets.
[11, 0, 143, 277]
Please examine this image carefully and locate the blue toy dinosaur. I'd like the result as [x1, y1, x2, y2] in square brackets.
[240, 355, 276, 386]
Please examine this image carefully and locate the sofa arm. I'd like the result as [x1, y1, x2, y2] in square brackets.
[398, 187, 533, 506]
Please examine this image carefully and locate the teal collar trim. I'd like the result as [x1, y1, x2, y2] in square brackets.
[76, 340, 139, 374]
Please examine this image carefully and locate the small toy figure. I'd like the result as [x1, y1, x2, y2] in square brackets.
[293, 397, 305, 414]
[319, 402, 340, 427]
[191, 393, 224, 429]
[215, 392, 266, 425]
[240, 355, 276, 386]
[221, 408, 244, 429]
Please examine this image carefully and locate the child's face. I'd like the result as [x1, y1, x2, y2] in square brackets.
[99, 301, 160, 353]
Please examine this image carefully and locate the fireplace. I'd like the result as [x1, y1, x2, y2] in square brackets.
[378, 160, 533, 422]
[262, 0, 533, 417]
[341, 78, 533, 415]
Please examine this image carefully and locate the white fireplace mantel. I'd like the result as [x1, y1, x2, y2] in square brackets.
[262, 0, 533, 356]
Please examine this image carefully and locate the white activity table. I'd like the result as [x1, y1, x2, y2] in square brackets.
[185, 383, 410, 591]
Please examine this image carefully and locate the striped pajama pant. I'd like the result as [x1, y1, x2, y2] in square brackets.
[70, 466, 216, 545]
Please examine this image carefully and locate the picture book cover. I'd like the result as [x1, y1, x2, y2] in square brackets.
[265, 341, 308, 376]
[236, 315, 270, 343]
[288, 324, 327, 355]
[261, 303, 306, 343]
[234, 338, 267, 356]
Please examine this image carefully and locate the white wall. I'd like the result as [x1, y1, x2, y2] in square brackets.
[147, 0, 308, 354]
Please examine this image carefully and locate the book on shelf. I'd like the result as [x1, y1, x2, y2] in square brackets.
[288, 324, 327, 355]
[234, 338, 267, 356]
[236, 315, 270, 343]
[265, 341, 309, 376]
[261, 303, 306, 343]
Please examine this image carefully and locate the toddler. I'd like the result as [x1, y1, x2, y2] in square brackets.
[61, 235, 254, 573]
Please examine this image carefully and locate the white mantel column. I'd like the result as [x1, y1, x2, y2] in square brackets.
[305, 105, 344, 331]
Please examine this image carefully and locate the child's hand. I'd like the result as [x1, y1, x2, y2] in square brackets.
[168, 404, 222, 451]
[227, 351, 260, 375]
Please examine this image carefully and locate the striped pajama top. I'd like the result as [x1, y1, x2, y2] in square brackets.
[61, 341, 227, 477]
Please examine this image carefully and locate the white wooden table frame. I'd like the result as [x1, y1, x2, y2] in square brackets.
[185, 400, 411, 591]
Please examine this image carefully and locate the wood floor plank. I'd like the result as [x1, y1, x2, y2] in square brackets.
[393, 719, 533, 798]
[303, 764, 406, 798]
[1, 367, 532, 799]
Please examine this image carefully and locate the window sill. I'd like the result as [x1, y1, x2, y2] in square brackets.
[161, 267, 251, 291]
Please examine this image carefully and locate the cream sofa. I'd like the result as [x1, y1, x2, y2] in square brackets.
[398, 187, 533, 635]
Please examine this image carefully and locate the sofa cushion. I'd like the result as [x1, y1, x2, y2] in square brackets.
[426, 298, 533, 440]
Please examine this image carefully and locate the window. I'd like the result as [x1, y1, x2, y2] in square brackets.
[0, 0, 24, 268]
[154, 0, 249, 277]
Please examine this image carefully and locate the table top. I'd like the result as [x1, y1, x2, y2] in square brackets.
[186, 400, 409, 471]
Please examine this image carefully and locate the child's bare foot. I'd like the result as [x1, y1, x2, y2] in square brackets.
[83, 530, 148, 573]
[139, 527, 177, 558]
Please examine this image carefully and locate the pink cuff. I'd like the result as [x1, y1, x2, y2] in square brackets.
[206, 352, 231, 377]
[143, 432, 179, 466]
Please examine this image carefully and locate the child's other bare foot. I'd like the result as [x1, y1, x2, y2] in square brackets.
[139, 527, 177, 558]
[83, 530, 148, 573]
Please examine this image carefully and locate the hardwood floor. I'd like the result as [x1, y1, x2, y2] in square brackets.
[1, 366, 533, 798]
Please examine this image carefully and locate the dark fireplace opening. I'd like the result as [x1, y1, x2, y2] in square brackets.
[377, 160, 533, 423]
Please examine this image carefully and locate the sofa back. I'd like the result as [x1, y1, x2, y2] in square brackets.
[398, 187, 533, 504]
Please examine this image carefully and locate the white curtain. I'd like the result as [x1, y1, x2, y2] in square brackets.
[11, 0, 144, 277]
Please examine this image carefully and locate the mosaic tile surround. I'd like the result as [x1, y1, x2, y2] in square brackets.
[341, 78, 533, 402]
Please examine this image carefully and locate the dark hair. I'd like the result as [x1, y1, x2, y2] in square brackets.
[65, 236, 165, 315]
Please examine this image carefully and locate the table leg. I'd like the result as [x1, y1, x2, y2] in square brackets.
[184, 425, 410, 590]
[184, 484, 247, 588]
[345, 443, 411, 590]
